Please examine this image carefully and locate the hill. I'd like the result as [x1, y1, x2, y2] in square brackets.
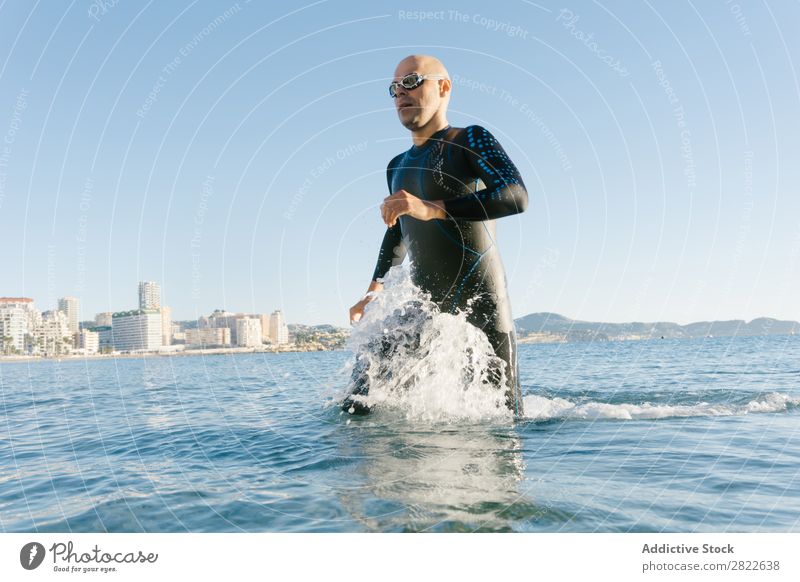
[514, 312, 800, 342]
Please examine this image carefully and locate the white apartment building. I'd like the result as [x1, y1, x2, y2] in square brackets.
[0, 306, 26, 353]
[0, 297, 40, 354]
[112, 309, 162, 351]
[259, 314, 270, 340]
[269, 310, 289, 345]
[95, 312, 113, 327]
[236, 318, 262, 347]
[38, 310, 72, 356]
[160, 305, 172, 346]
[138, 281, 161, 309]
[185, 327, 230, 347]
[58, 296, 79, 334]
[79, 329, 99, 354]
[208, 310, 245, 344]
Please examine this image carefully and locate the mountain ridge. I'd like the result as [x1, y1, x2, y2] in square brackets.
[514, 312, 800, 341]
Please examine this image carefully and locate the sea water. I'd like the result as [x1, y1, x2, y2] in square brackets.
[2, 276, 799, 532]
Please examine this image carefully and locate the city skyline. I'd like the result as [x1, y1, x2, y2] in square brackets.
[0, 2, 798, 326]
[1, 279, 293, 357]
[2, 285, 302, 327]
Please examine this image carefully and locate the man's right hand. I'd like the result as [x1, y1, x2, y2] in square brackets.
[349, 297, 370, 325]
[351, 283, 383, 324]
[381, 189, 445, 227]
[349, 291, 380, 325]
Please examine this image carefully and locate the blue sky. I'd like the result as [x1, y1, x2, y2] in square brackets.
[1, 0, 798, 326]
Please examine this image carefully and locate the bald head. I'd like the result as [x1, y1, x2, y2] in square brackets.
[392, 54, 452, 134]
[394, 54, 450, 80]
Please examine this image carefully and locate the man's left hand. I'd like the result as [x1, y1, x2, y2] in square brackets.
[381, 189, 446, 227]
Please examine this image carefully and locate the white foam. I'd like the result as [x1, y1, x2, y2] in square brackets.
[522, 392, 800, 422]
[743, 392, 799, 414]
[344, 266, 512, 422]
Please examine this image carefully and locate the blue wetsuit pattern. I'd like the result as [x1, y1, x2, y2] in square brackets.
[371, 125, 527, 414]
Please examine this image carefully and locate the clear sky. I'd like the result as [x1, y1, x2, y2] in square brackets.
[1, 0, 798, 327]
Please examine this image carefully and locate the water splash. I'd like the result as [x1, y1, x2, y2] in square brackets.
[340, 268, 800, 425]
[343, 266, 512, 422]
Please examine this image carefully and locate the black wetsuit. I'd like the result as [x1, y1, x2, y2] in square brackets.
[371, 124, 528, 415]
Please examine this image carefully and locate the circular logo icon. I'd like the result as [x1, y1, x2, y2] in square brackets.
[20, 542, 46, 570]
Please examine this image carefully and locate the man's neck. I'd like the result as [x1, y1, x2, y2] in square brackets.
[411, 118, 450, 147]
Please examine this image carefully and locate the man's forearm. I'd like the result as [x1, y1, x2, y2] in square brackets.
[442, 183, 528, 221]
[372, 222, 407, 281]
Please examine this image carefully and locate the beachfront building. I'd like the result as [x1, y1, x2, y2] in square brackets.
[88, 326, 114, 351]
[95, 312, 113, 327]
[0, 305, 26, 354]
[138, 281, 161, 309]
[79, 329, 99, 354]
[0, 297, 40, 354]
[161, 305, 172, 346]
[38, 310, 72, 357]
[236, 318, 262, 347]
[185, 327, 230, 348]
[259, 314, 271, 341]
[269, 310, 289, 345]
[112, 309, 162, 351]
[208, 310, 246, 344]
[58, 296, 80, 334]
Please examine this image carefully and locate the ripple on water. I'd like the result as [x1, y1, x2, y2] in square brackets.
[3, 332, 800, 532]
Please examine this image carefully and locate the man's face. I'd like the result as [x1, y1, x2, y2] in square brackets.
[392, 64, 443, 130]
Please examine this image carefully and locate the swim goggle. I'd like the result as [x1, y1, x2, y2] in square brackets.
[389, 73, 447, 98]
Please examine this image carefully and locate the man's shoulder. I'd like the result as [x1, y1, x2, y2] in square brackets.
[386, 152, 405, 172]
[461, 124, 497, 143]
[445, 125, 496, 147]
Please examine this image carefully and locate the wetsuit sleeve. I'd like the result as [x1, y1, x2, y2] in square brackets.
[443, 125, 528, 221]
[371, 223, 406, 281]
[372, 159, 407, 281]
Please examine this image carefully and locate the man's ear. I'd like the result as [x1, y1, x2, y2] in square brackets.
[440, 78, 452, 98]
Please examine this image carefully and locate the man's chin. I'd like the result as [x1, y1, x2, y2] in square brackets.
[398, 112, 423, 131]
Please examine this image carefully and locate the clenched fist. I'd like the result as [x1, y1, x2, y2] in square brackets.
[380, 189, 446, 227]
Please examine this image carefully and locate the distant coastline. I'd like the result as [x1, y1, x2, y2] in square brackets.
[3, 312, 798, 363]
[514, 313, 800, 343]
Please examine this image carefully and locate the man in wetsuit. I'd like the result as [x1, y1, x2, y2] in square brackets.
[349, 54, 528, 416]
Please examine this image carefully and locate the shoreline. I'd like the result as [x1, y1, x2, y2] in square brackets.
[0, 345, 347, 364]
